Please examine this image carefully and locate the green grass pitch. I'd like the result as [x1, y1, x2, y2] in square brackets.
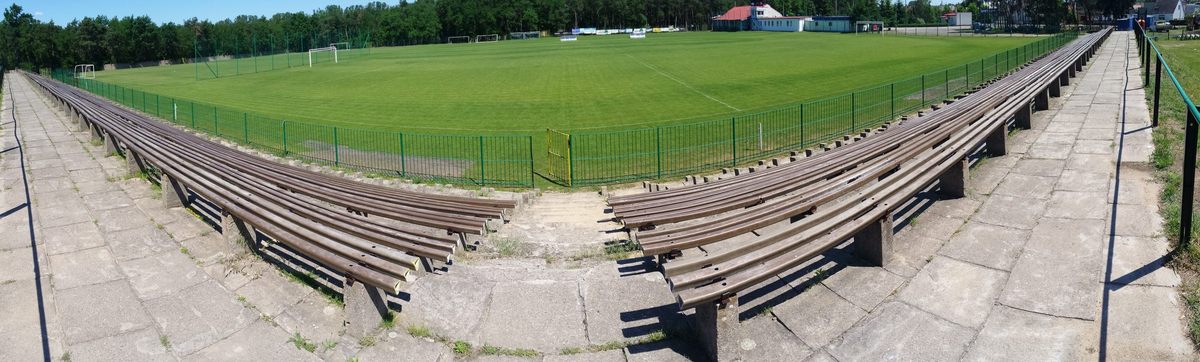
[95, 32, 1039, 134]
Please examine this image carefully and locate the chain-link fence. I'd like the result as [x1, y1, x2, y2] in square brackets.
[47, 72, 535, 187]
[546, 32, 1078, 186]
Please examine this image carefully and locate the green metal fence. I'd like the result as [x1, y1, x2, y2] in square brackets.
[48, 72, 535, 187]
[546, 32, 1079, 186]
[193, 30, 372, 80]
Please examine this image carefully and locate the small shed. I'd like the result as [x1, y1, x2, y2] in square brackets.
[805, 16, 852, 32]
[944, 12, 973, 26]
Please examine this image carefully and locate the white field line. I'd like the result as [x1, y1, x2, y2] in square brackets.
[625, 54, 742, 112]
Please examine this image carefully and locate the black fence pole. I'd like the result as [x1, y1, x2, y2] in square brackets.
[1153, 54, 1162, 127]
[1182, 110, 1198, 246]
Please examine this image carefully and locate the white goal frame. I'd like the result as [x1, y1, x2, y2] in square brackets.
[510, 31, 540, 40]
[475, 34, 499, 43]
[447, 36, 470, 44]
[329, 42, 350, 50]
[74, 64, 96, 79]
[308, 46, 338, 67]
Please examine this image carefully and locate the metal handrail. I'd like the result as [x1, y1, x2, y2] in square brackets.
[1135, 22, 1200, 245]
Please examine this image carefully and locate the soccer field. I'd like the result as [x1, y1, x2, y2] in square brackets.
[95, 32, 1038, 134]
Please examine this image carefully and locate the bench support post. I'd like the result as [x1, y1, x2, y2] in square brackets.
[220, 213, 256, 255]
[103, 132, 119, 156]
[986, 126, 1007, 157]
[125, 151, 145, 176]
[1059, 72, 1070, 87]
[853, 213, 894, 266]
[161, 174, 187, 208]
[1015, 103, 1033, 130]
[938, 158, 969, 199]
[73, 113, 87, 132]
[344, 278, 390, 339]
[1048, 79, 1061, 98]
[1034, 88, 1050, 111]
[89, 123, 102, 141]
[696, 295, 740, 362]
[1075, 58, 1083, 72]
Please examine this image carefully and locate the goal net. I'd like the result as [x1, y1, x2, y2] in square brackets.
[510, 31, 540, 40]
[74, 64, 96, 79]
[475, 34, 499, 43]
[447, 36, 470, 44]
[308, 46, 338, 67]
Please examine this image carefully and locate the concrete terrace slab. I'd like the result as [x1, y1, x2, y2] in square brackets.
[0, 31, 1192, 362]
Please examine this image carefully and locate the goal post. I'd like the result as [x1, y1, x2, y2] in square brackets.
[329, 42, 350, 50]
[475, 34, 499, 43]
[447, 36, 470, 44]
[308, 46, 338, 67]
[73, 64, 96, 79]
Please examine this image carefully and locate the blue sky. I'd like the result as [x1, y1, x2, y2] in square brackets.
[12, 0, 384, 25]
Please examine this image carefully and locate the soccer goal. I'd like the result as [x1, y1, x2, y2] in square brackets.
[308, 46, 338, 67]
[447, 36, 470, 44]
[329, 42, 350, 50]
[475, 34, 499, 43]
[855, 21, 885, 34]
[73, 64, 96, 79]
[510, 31, 540, 40]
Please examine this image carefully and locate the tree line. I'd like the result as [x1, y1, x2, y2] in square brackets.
[0, 0, 1088, 71]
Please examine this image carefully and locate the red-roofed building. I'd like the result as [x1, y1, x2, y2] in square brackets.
[712, 4, 796, 31]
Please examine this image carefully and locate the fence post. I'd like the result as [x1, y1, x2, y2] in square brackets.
[214, 106, 220, 136]
[568, 134, 574, 187]
[731, 118, 737, 166]
[479, 136, 486, 186]
[656, 126, 663, 179]
[190, 102, 196, 128]
[851, 92, 856, 131]
[921, 75, 926, 105]
[399, 133, 407, 177]
[1153, 54, 1162, 127]
[1182, 110, 1198, 246]
[944, 69, 949, 98]
[889, 83, 895, 120]
[333, 127, 340, 166]
[800, 103, 805, 147]
[527, 136, 535, 187]
[243, 113, 249, 143]
[282, 120, 289, 155]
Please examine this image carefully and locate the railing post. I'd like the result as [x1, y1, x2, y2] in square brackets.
[1182, 110, 1198, 246]
[889, 83, 895, 120]
[800, 103, 805, 147]
[1153, 54, 1162, 128]
[1145, 36, 1151, 86]
[921, 75, 926, 105]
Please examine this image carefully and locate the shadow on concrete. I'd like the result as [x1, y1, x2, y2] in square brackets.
[1099, 32, 1133, 362]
